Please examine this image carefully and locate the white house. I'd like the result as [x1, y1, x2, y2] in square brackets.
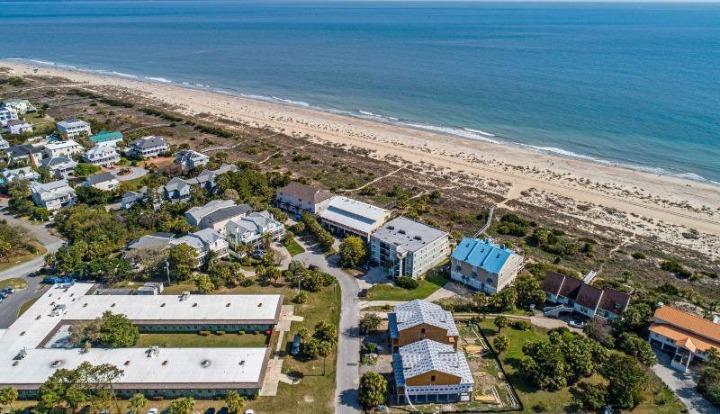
[318, 196, 391, 241]
[56, 118, 92, 139]
[83, 145, 120, 166]
[0, 106, 18, 127]
[30, 180, 76, 211]
[84, 172, 120, 191]
[40, 156, 78, 179]
[2, 100, 36, 115]
[44, 140, 83, 159]
[127, 136, 169, 159]
[370, 217, 450, 279]
[1, 167, 40, 183]
[175, 149, 210, 170]
[7, 120, 33, 135]
[225, 211, 285, 247]
[450, 238, 524, 294]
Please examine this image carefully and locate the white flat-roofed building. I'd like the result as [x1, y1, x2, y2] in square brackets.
[83, 144, 120, 166]
[370, 216, 450, 279]
[0, 283, 282, 398]
[56, 118, 92, 139]
[44, 139, 83, 159]
[1, 166, 40, 183]
[318, 196, 391, 241]
[0, 106, 18, 126]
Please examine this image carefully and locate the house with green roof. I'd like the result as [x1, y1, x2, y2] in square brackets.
[89, 130, 123, 146]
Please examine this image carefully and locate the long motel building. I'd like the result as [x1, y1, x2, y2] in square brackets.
[0, 283, 282, 398]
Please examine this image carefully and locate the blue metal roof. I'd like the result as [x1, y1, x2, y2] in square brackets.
[451, 238, 514, 275]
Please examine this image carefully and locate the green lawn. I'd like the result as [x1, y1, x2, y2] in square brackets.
[366, 271, 448, 301]
[135, 332, 269, 348]
[479, 319, 685, 413]
[284, 235, 306, 256]
[0, 277, 28, 290]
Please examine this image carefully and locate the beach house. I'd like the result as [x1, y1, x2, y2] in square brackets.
[275, 181, 333, 215]
[370, 216, 450, 279]
[392, 339, 474, 405]
[30, 179, 77, 211]
[56, 118, 92, 139]
[0, 106, 18, 126]
[225, 211, 285, 248]
[388, 300, 460, 351]
[89, 130, 123, 146]
[541, 272, 631, 320]
[40, 156, 78, 179]
[6, 145, 44, 166]
[175, 149, 210, 170]
[648, 305, 720, 372]
[185, 199, 237, 227]
[1, 167, 40, 184]
[318, 196, 391, 241]
[7, 120, 33, 135]
[84, 172, 120, 191]
[127, 135, 169, 159]
[450, 238, 523, 294]
[2, 99, 36, 115]
[44, 140, 83, 159]
[83, 144, 120, 166]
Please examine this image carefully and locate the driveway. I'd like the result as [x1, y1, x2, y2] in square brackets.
[294, 238, 362, 414]
[652, 351, 719, 414]
[0, 207, 65, 326]
[110, 166, 147, 182]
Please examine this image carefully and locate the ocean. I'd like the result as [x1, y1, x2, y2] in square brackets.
[1, 1, 719, 182]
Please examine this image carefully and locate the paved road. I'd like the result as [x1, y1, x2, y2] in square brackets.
[652, 351, 719, 414]
[109, 166, 148, 182]
[0, 207, 64, 327]
[294, 238, 362, 414]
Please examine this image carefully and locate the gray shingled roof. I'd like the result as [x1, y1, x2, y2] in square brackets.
[85, 172, 117, 185]
[199, 204, 252, 229]
[393, 300, 459, 336]
[392, 339, 473, 386]
[372, 216, 447, 254]
[131, 135, 167, 150]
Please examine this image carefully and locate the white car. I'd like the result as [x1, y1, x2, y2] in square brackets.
[147, 409, 159, 414]
[568, 320, 586, 329]
[244, 410, 255, 414]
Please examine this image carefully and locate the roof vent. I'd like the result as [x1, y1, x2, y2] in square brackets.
[257, 302, 263, 307]
[192, 303, 198, 307]
[226, 303, 231, 307]
[12, 361, 19, 367]
[162, 360, 168, 366]
[83, 303, 88, 307]
[239, 360, 245, 366]
[111, 303, 116, 307]
[399, 230, 406, 234]
[124, 361, 130, 366]
[414, 236, 422, 241]
[160, 303, 166, 307]
[36, 315, 41, 320]
[20, 331, 25, 336]
[201, 359, 212, 368]
[51, 360, 64, 368]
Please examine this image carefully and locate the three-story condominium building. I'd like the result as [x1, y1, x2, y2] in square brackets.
[127, 135, 169, 159]
[56, 118, 92, 139]
[318, 195, 391, 241]
[83, 144, 120, 166]
[370, 216, 450, 279]
[30, 179, 77, 211]
[275, 181, 333, 214]
[450, 238, 523, 294]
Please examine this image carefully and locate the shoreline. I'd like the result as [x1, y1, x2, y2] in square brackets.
[2, 59, 719, 257]
[10, 58, 718, 186]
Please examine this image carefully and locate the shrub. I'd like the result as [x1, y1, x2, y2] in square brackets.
[510, 320, 531, 331]
[215, 331, 225, 336]
[532, 402, 549, 412]
[396, 276, 419, 290]
[660, 260, 692, 278]
[631, 252, 646, 260]
[293, 292, 308, 304]
[199, 331, 210, 336]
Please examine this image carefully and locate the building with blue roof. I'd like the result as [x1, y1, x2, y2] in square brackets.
[450, 238, 523, 294]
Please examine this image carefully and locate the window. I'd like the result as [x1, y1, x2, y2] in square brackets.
[420, 328, 426, 334]
[430, 375, 436, 382]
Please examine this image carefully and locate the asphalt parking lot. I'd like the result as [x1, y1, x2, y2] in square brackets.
[0, 276, 47, 328]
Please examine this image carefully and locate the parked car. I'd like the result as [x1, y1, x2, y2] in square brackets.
[42, 276, 74, 285]
[569, 320, 586, 329]
[244, 410, 255, 414]
[290, 334, 302, 356]
[146, 409, 158, 414]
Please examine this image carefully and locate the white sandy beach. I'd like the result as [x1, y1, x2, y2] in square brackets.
[3, 60, 719, 258]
